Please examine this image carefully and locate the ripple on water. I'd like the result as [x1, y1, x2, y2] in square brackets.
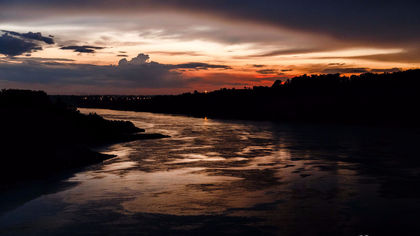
[1, 108, 418, 236]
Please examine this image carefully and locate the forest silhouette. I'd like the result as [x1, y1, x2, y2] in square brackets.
[68, 69, 420, 126]
[2, 70, 420, 186]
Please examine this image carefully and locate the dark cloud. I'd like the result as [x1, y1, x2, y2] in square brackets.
[328, 63, 346, 66]
[0, 30, 54, 56]
[255, 68, 290, 75]
[3, 1, 417, 45]
[117, 54, 128, 57]
[0, 34, 41, 56]
[2, 30, 54, 44]
[118, 53, 150, 65]
[0, 53, 184, 88]
[171, 62, 231, 70]
[321, 68, 368, 74]
[0, 57, 75, 63]
[162, 0, 420, 45]
[0, 53, 243, 93]
[0, 53, 234, 91]
[320, 67, 402, 74]
[370, 68, 402, 73]
[2, 1, 420, 64]
[253, 64, 265, 68]
[117, 54, 230, 71]
[60, 45, 105, 53]
[256, 69, 278, 75]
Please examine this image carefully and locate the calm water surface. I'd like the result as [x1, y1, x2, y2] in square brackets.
[1, 108, 419, 235]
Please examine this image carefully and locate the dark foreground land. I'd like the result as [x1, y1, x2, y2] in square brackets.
[67, 69, 420, 126]
[0, 89, 167, 188]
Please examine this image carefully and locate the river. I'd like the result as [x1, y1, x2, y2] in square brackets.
[1, 108, 419, 235]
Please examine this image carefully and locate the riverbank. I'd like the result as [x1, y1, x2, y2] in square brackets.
[63, 70, 420, 127]
[0, 89, 168, 189]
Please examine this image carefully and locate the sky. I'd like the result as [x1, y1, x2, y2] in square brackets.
[0, 0, 419, 94]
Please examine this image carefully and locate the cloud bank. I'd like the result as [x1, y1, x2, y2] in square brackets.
[60, 45, 105, 53]
[0, 53, 235, 93]
[0, 30, 54, 56]
[1, 0, 419, 44]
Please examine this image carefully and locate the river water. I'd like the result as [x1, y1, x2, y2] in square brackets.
[1, 108, 419, 235]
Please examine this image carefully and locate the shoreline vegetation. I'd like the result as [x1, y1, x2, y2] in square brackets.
[0, 89, 168, 189]
[64, 69, 420, 127]
[1, 70, 419, 187]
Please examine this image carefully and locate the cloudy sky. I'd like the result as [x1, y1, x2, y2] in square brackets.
[0, 0, 419, 94]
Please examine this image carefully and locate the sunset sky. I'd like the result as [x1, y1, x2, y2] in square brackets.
[1, 0, 419, 94]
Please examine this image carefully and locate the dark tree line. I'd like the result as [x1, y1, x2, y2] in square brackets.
[0, 89, 146, 187]
[64, 69, 420, 126]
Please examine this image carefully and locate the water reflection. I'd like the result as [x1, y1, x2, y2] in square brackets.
[1, 108, 419, 235]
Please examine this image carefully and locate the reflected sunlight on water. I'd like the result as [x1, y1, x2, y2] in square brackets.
[1, 108, 419, 236]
